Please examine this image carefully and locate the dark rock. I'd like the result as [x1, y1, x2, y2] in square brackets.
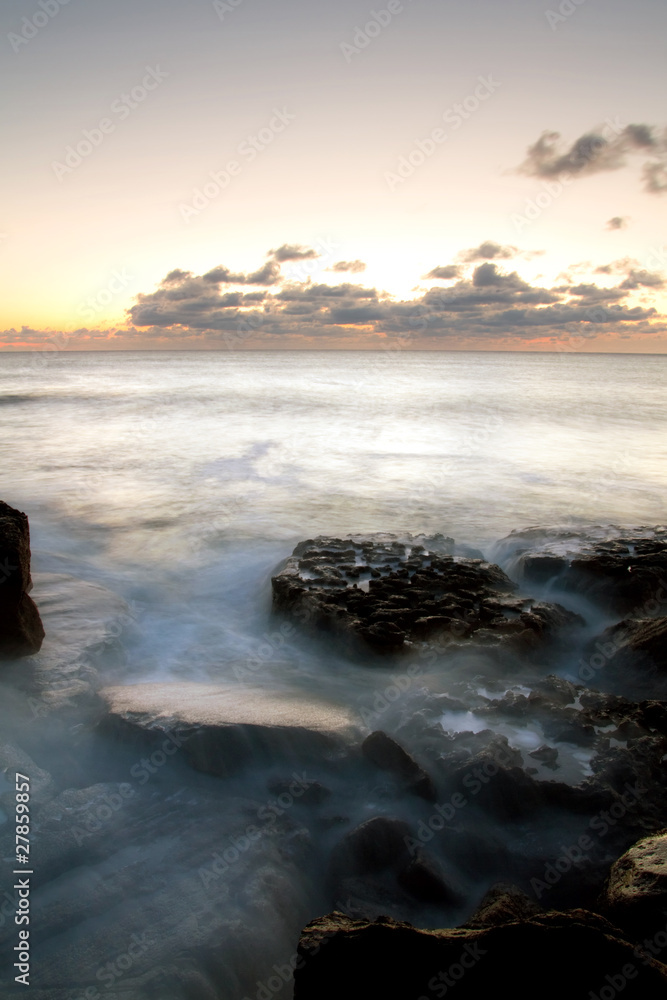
[397, 849, 456, 903]
[464, 882, 542, 927]
[0, 500, 44, 657]
[330, 817, 411, 877]
[528, 744, 559, 766]
[272, 534, 579, 659]
[594, 617, 667, 685]
[361, 730, 437, 802]
[293, 909, 667, 999]
[501, 526, 667, 614]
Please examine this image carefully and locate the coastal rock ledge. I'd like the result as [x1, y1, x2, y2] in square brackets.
[293, 900, 667, 1000]
[271, 534, 579, 656]
[0, 500, 45, 658]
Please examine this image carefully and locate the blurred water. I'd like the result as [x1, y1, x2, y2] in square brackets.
[1, 349, 666, 997]
[1, 350, 665, 566]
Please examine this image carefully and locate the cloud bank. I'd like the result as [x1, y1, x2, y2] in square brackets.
[3, 243, 664, 351]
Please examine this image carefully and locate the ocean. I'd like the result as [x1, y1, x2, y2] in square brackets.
[1, 349, 666, 998]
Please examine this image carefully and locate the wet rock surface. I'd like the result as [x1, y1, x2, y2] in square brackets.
[272, 534, 581, 656]
[100, 682, 360, 777]
[500, 525, 667, 615]
[0, 501, 44, 658]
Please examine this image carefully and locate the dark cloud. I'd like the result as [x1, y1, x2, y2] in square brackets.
[606, 216, 628, 230]
[517, 123, 667, 194]
[458, 241, 518, 262]
[326, 260, 366, 273]
[619, 269, 665, 290]
[268, 244, 319, 262]
[592, 259, 664, 290]
[643, 160, 667, 194]
[424, 265, 461, 280]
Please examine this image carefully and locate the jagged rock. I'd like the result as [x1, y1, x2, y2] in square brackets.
[361, 730, 436, 802]
[100, 682, 360, 777]
[272, 534, 580, 658]
[601, 830, 667, 936]
[293, 909, 667, 999]
[464, 882, 542, 927]
[0, 501, 44, 658]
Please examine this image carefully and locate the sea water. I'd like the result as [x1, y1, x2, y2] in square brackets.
[0, 349, 666, 997]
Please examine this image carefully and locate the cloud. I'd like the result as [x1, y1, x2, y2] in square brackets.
[326, 260, 366, 273]
[517, 123, 667, 194]
[424, 265, 461, 280]
[122, 253, 664, 346]
[593, 258, 664, 289]
[268, 244, 319, 262]
[458, 241, 518, 262]
[606, 216, 628, 230]
[7, 246, 664, 351]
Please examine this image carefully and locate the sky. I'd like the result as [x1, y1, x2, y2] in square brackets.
[1, 0, 666, 351]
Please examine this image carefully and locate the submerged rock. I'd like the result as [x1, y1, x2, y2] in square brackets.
[100, 682, 360, 777]
[272, 534, 579, 658]
[0, 500, 44, 658]
[361, 730, 436, 802]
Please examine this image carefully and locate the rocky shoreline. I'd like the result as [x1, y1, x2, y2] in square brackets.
[1, 507, 666, 998]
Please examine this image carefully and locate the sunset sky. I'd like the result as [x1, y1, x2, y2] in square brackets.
[2, 0, 666, 351]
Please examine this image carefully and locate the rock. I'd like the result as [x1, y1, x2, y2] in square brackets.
[293, 909, 667, 999]
[0, 501, 44, 658]
[528, 744, 559, 766]
[601, 830, 667, 936]
[464, 882, 542, 927]
[361, 731, 436, 802]
[272, 534, 579, 658]
[100, 682, 360, 777]
[330, 817, 411, 877]
[593, 618, 667, 688]
[397, 849, 456, 903]
[499, 526, 667, 614]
